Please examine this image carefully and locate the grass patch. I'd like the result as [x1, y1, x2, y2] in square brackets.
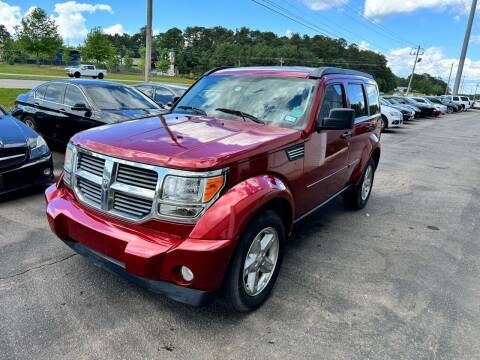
[0, 88, 27, 110]
[0, 63, 194, 85]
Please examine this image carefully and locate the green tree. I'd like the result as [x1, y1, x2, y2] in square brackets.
[81, 27, 115, 64]
[15, 8, 62, 64]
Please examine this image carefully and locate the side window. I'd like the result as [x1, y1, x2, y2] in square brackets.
[365, 84, 380, 115]
[64, 85, 87, 107]
[35, 85, 47, 100]
[137, 86, 154, 98]
[154, 87, 175, 105]
[44, 83, 66, 103]
[347, 83, 367, 118]
[318, 84, 345, 120]
[88, 66, 95, 70]
[453, 96, 459, 101]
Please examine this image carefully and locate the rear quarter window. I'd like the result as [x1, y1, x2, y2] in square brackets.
[44, 83, 66, 103]
[365, 84, 380, 115]
[347, 83, 367, 118]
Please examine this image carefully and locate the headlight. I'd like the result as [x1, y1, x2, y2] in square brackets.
[27, 136, 49, 159]
[158, 172, 226, 220]
[63, 143, 75, 186]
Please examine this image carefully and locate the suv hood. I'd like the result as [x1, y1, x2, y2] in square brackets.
[72, 114, 302, 170]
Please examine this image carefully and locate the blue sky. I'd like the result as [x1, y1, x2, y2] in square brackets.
[1, 0, 480, 89]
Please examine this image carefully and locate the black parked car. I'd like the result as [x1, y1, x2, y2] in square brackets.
[12, 80, 163, 145]
[380, 98, 414, 121]
[0, 105, 53, 195]
[387, 96, 435, 117]
[134, 82, 188, 108]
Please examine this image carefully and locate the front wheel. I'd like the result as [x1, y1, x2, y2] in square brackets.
[23, 115, 39, 131]
[74, 72, 80, 78]
[224, 210, 285, 312]
[447, 107, 453, 114]
[381, 116, 388, 131]
[343, 158, 376, 210]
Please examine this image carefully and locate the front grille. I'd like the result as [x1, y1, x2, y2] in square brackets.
[113, 192, 153, 219]
[0, 146, 27, 169]
[116, 164, 158, 190]
[77, 177, 102, 205]
[73, 149, 159, 221]
[77, 152, 105, 177]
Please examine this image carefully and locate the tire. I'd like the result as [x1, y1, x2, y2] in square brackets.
[343, 158, 376, 210]
[68, 74, 73, 78]
[447, 107, 453, 114]
[98, 73, 104, 79]
[74, 72, 81, 78]
[224, 210, 285, 312]
[23, 115, 39, 131]
[381, 116, 388, 131]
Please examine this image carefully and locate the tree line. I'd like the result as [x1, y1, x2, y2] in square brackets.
[0, 7, 447, 94]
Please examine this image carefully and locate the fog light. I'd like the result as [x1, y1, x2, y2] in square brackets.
[180, 266, 194, 282]
[43, 168, 52, 176]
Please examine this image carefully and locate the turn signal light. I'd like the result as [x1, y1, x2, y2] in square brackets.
[203, 176, 225, 202]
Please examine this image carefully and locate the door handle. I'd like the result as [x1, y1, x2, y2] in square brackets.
[341, 130, 352, 140]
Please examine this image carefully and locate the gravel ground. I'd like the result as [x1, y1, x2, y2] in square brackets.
[1, 111, 479, 359]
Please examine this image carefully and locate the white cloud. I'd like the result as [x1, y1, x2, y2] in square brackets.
[104, 23, 126, 35]
[302, 0, 348, 11]
[364, 0, 471, 19]
[358, 40, 371, 50]
[0, 1, 22, 33]
[285, 29, 293, 38]
[53, 1, 113, 45]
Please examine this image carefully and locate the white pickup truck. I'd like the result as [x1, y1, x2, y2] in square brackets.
[65, 64, 107, 79]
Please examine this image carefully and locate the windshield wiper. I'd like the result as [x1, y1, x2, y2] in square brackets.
[215, 108, 265, 125]
[177, 105, 207, 115]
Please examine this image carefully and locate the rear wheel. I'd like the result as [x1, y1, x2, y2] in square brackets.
[447, 107, 453, 114]
[343, 158, 376, 210]
[98, 73, 104, 79]
[224, 210, 285, 312]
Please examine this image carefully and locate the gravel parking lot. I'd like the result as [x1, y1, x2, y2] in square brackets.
[1, 111, 479, 359]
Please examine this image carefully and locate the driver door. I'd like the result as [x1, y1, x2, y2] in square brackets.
[302, 83, 350, 214]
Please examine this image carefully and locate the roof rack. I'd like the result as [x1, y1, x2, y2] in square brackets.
[309, 67, 374, 79]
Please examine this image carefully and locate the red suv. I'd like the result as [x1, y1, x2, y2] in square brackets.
[46, 66, 381, 311]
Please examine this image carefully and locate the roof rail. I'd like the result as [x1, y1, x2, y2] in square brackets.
[310, 67, 374, 79]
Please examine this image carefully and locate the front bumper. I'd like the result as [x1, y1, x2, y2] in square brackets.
[45, 183, 235, 305]
[0, 154, 53, 195]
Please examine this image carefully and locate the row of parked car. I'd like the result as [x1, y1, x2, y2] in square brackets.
[379, 94, 473, 130]
[0, 67, 475, 312]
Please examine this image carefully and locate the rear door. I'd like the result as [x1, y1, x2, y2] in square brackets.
[346, 82, 379, 178]
[40, 82, 67, 140]
[302, 82, 350, 212]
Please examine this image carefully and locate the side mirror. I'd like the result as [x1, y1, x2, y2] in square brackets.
[172, 96, 180, 106]
[316, 108, 355, 131]
[71, 103, 89, 112]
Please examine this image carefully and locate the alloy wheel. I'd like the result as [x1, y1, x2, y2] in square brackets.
[243, 227, 280, 296]
[361, 165, 374, 201]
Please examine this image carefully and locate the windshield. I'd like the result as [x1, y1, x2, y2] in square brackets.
[84, 85, 159, 110]
[172, 75, 317, 129]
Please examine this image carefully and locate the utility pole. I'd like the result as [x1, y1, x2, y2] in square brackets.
[279, 57, 284, 66]
[445, 63, 454, 95]
[460, 73, 466, 94]
[145, 0, 153, 82]
[474, 83, 478, 100]
[406, 45, 423, 95]
[453, 0, 477, 95]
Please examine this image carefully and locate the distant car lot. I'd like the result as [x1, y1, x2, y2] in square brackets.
[1, 111, 480, 359]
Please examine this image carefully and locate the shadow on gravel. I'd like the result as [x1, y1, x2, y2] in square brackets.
[0, 184, 50, 204]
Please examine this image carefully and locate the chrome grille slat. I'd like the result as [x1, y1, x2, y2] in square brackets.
[116, 164, 158, 190]
[78, 153, 105, 176]
[112, 193, 152, 218]
[77, 178, 102, 205]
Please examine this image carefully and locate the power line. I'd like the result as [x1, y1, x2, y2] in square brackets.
[250, 0, 391, 53]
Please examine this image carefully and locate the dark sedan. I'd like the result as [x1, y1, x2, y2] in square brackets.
[0, 106, 53, 196]
[387, 96, 436, 118]
[12, 80, 163, 145]
[426, 96, 460, 113]
[134, 82, 188, 108]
